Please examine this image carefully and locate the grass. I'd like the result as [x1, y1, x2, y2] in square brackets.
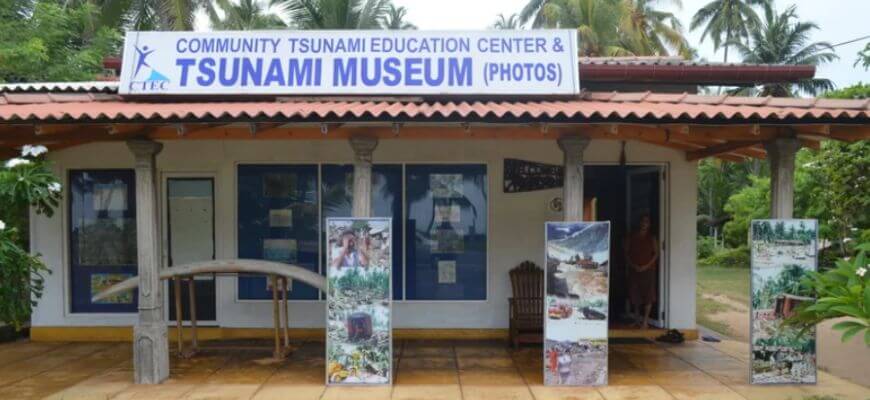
[696, 265, 751, 337]
[697, 265, 750, 306]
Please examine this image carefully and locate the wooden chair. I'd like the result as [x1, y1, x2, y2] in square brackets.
[508, 261, 544, 348]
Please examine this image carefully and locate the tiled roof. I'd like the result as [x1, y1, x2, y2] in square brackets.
[0, 81, 119, 93]
[578, 56, 761, 67]
[0, 91, 867, 123]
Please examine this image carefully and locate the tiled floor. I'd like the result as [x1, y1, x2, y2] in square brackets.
[0, 338, 866, 400]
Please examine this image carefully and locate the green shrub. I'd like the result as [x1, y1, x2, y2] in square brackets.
[699, 245, 750, 269]
[0, 145, 62, 330]
[789, 242, 869, 346]
[697, 236, 716, 259]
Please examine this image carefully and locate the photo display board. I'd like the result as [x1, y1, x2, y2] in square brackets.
[326, 218, 392, 385]
[750, 219, 817, 384]
[544, 221, 610, 386]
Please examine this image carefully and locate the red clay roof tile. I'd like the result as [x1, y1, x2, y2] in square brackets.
[0, 91, 867, 123]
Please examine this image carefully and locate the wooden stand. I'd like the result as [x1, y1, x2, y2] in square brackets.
[173, 273, 292, 360]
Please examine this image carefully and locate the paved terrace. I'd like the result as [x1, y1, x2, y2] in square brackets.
[0, 339, 866, 400]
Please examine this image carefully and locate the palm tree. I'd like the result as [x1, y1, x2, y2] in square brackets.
[538, 0, 633, 57]
[690, 0, 765, 62]
[66, 0, 206, 31]
[519, 0, 547, 28]
[207, 0, 286, 30]
[728, 3, 837, 96]
[276, 0, 389, 29]
[492, 13, 520, 30]
[620, 0, 691, 57]
[380, 4, 415, 29]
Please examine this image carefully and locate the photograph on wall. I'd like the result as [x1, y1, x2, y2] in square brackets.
[544, 221, 610, 386]
[434, 204, 461, 224]
[431, 228, 465, 253]
[750, 219, 818, 384]
[269, 209, 293, 228]
[263, 173, 296, 198]
[326, 218, 392, 385]
[437, 260, 457, 284]
[430, 174, 463, 198]
[91, 273, 134, 304]
[263, 238, 297, 264]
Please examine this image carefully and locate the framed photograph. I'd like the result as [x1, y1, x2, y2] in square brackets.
[544, 221, 611, 386]
[269, 209, 293, 228]
[91, 273, 134, 304]
[430, 174, 463, 198]
[437, 260, 457, 284]
[325, 218, 392, 385]
[434, 204, 461, 224]
[263, 238, 297, 263]
[750, 219, 817, 384]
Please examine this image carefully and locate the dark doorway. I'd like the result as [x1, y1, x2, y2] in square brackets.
[584, 166, 663, 328]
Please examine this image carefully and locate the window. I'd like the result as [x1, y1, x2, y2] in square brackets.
[236, 163, 487, 302]
[237, 165, 319, 300]
[321, 164, 403, 299]
[69, 170, 137, 313]
[405, 165, 488, 300]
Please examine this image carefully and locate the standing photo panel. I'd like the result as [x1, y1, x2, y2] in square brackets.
[750, 219, 818, 384]
[544, 221, 611, 386]
[326, 218, 392, 385]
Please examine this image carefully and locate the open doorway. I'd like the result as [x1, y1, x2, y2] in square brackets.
[584, 165, 665, 329]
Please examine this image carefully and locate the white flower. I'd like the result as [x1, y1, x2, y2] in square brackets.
[21, 144, 48, 157]
[48, 182, 62, 193]
[858, 267, 867, 278]
[0, 220, 5, 231]
[5, 158, 31, 168]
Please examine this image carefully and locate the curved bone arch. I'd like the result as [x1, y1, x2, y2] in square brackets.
[91, 259, 327, 303]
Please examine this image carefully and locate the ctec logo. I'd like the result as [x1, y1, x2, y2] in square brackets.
[128, 45, 170, 92]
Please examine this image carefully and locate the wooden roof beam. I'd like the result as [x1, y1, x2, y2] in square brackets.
[686, 140, 765, 161]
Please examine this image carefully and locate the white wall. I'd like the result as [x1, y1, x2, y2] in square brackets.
[30, 137, 697, 330]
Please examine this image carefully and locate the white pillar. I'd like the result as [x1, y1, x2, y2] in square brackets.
[764, 137, 801, 219]
[349, 136, 378, 218]
[558, 136, 591, 221]
[126, 139, 169, 384]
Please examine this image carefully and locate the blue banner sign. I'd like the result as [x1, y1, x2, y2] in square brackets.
[119, 30, 579, 96]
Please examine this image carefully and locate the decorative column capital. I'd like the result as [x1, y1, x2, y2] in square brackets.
[127, 139, 163, 163]
[557, 135, 591, 155]
[349, 135, 379, 163]
[763, 136, 801, 157]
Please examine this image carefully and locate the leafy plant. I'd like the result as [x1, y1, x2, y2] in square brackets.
[788, 243, 870, 346]
[699, 245, 750, 269]
[0, 145, 62, 329]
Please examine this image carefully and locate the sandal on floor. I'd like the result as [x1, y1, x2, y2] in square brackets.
[656, 329, 685, 344]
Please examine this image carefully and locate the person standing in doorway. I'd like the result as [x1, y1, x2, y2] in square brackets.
[624, 214, 659, 329]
